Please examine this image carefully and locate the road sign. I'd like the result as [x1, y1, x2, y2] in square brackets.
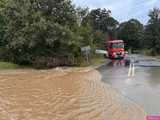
[81, 46, 91, 64]
[81, 46, 91, 52]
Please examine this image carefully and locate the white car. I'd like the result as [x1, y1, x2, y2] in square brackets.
[96, 50, 108, 57]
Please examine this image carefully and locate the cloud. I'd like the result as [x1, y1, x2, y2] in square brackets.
[146, 0, 158, 6]
[72, 0, 160, 24]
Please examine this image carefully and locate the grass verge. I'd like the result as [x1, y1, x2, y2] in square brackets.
[91, 55, 107, 66]
[0, 55, 107, 69]
[80, 55, 107, 67]
[0, 61, 25, 69]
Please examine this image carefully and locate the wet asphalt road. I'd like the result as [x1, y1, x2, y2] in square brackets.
[97, 54, 160, 115]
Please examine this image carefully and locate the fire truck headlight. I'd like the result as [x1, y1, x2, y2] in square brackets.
[113, 52, 117, 57]
[113, 52, 116, 55]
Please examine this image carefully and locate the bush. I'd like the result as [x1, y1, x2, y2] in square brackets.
[32, 56, 79, 69]
[142, 48, 157, 56]
[0, 61, 21, 69]
[0, 0, 94, 68]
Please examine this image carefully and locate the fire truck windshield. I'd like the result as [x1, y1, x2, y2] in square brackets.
[111, 43, 124, 48]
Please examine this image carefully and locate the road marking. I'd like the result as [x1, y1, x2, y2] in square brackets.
[132, 63, 135, 77]
[128, 63, 132, 77]
[128, 63, 135, 77]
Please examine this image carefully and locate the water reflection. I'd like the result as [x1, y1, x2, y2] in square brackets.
[108, 60, 130, 67]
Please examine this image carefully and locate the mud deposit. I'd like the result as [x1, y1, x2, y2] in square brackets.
[0, 68, 146, 120]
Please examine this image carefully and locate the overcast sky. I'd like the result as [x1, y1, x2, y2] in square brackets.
[72, 0, 160, 24]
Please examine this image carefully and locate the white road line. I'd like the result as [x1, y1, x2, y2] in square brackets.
[128, 63, 132, 77]
[132, 63, 135, 77]
[128, 63, 135, 77]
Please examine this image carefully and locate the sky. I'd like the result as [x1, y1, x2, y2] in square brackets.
[72, 0, 160, 24]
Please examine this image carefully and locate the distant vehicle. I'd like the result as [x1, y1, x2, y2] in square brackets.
[107, 40, 126, 59]
[96, 50, 108, 55]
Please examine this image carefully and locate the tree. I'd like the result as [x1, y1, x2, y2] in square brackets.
[83, 8, 118, 32]
[93, 30, 108, 49]
[0, 0, 94, 67]
[76, 7, 89, 26]
[0, 14, 6, 47]
[148, 8, 160, 24]
[144, 8, 160, 54]
[117, 19, 144, 50]
[0, 0, 7, 47]
[82, 8, 118, 49]
[37, 0, 77, 28]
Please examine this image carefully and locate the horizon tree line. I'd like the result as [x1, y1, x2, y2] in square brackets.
[0, 0, 160, 68]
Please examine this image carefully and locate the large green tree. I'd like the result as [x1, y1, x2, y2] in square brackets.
[0, 14, 6, 47]
[0, 0, 93, 67]
[144, 8, 160, 54]
[117, 19, 144, 50]
[0, 0, 7, 47]
[83, 8, 118, 32]
[82, 8, 118, 49]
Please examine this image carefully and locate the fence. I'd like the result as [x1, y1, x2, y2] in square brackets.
[33, 56, 79, 69]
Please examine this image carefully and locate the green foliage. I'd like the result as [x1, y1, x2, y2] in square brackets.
[93, 30, 108, 49]
[148, 8, 160, 24]
[82, 8, 118, 49]
[144, 8, 160, 54]
[79, 54, 106, 67]
[0, 14, 6, 46]
[0, 0, 94, 68]
[142, 48, 157, 56]
[1, 0, 160, 69]
[91, 55, 106, 66]
[83, 8, 118, 32]
[75, 24, 94, 46]
[0, 61, 22, 69]
[76, 7, 89, 26]
[117, 19, 144, 50]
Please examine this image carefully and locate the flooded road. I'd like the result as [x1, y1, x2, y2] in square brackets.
[98, 54, 160, 115]
[0, 68, 145, 120]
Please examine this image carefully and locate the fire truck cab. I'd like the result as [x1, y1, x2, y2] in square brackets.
[107, 40, 125, 59]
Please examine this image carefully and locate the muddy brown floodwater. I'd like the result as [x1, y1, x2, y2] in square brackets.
[0, 68, 146, 120]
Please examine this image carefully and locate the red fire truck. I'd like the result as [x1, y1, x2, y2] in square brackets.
[107, 40, 126, 59]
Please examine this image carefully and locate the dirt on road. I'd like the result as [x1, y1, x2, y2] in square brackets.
[0, 68, 146, 120]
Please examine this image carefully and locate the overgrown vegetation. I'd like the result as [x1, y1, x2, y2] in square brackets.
[79, 55, 106, 67]
[82, 8, 118, 49]
[0, 0, 94, 68]
[0, 0, 160, 68]
[117, 19, 144, 50]
[143, 8, 160, 55]
[0, 61, 22, 69]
